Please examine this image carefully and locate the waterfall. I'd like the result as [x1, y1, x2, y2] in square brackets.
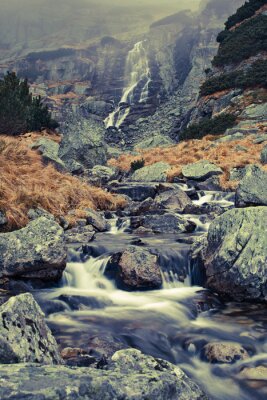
[105, 40, 151, 129]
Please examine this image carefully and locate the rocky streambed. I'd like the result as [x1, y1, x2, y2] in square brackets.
[0, 165, 266, 399]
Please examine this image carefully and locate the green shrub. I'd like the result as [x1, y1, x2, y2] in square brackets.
[201, 59, 267, 96]
[213, 15, 267, 67]
[0, 72, 59, 135]
[224, 0, 266, 30]
[131, 158, 145, 172]
[180, 114, 236, 141]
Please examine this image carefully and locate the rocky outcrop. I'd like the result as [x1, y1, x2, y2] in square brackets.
[0, 217, 67, 288]
[131, 162, 170, 182]
[31, 138, 66, 171]
[205, 207, 267, 301]
[235, 165, 267, 207]
[0, 293, 62, 364]
[154, 184, 192, 212]
[131, 213, 196, 234]
[87, 165, 116, 186]
[110, 182, 158, 202]
[105, 247, 163, 290]
[0, 349, 207, 400]
[182, 161, 223, 181]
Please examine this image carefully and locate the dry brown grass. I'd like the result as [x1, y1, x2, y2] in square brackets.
[108, 134, 266, 190]
[0, 136, 125, 231]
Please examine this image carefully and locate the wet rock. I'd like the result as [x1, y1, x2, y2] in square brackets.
[205, 207, 267, 301]
[87, 335, 127, 361]
[87, 165, 116, 186]
[239, 365, 267, 381]
[110, 183, 158, 202]
[0, 293, 62, 364]
[65, 225, 95, 244]
[187, 176, 222, 191]
[58, 294, 112, 310]
[189, 235, 208, 287]
[0, 217, 67, 288]
[31, 138, 66, 171]
[155, 184, 192, 212]
[202, 342, 249, 364]
[0, 349, 208, 399]
[182, 161, 223, 181]
[126, 198, 161, 216]
[131, 213, 196, 234]
[131, 162, 170, 182]
[235, 165, 267, 207]
[84, 209, 110, 232]
[261, 144, 267, 164]
[105, 247, 163, 290]
[61, 347, 96, 367]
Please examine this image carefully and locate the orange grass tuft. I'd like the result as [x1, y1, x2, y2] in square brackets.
[108, 135, 266, 190]
[0, 136, 126, 231]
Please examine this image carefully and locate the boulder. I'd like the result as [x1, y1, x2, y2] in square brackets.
[0, 349, 207, 400]
[0, 211, 7, 227]
[134, 135, 175, 150]
[65, 225, 95, 244]
[87, 165, 116, 186]
[126, 198, 161, 216]
[202, 342, 249, 364]
[253, 134, 267, 144]
[241, 103, 267, 121]
[31, 138, 66, 171]
[131, 214, 196, 234]
[84, 209, 110, 232]
[261, 144, 267, 164]
[182, 161, 223, 181]
[131, 162, 170, 182]
[105, 247, 163, 290]
[155, 184, 192, 212]
[0, 217, 67, 288]
[205, 207, 267, 301]
[235, 165, 267, 207]
[0, 293, 62, 364]
[110, 183, 158, 202]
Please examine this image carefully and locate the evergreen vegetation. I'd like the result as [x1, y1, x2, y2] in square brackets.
[224, 0, 266, 30]
[179, 114, 236, 141]
[201, 59, 267, 96]
[213, 15, 267, 67]
[131, 159, 145, 172]
[0, 72, 58, 135]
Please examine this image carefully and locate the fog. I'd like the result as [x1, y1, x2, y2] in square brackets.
[0, 0, 201, 59]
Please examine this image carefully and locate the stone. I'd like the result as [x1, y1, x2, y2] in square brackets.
[31, 138, 66, 171]
[155, 184, 192, 212]
[57, 294, 112, 310]
[239, 366, 267, 381]
[105, 247, 163, 290]
[205, 207, 267, 301]
[241, 103, 267, 121]
[61, 347, 95, 367]
[253, 134, 267, 144]
[131, 213, 196, 234]
[261, 144, 267, 164]
[28, 207, 55, 221]
[134, 135, 175, 150]
[0, 211, 7, 227]
[215, 132, 244, 143]
[0, 217, 67, 287]
[110, 183, 158, 202]
[182, 161, 223, 181]
[0, 293, 62, 364]
[235, 165, 267, 207]
[126, 198, 161, 216]
[87, 165, 116, 186]
[65, 225, 95, 244]
[0, 349, 207, 400]
[131, 162, 170, 182]
[202, 342, 249, 364]
[84, 209, 110, 232]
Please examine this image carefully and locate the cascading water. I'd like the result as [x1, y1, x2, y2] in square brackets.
[105, 40, 151, 129]
[36, 186, 267, 400]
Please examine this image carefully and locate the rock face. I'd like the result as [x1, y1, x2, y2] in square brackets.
[182, 161, 223, 181]
[235, 165, 267, 207]
[205, 207, 267, 301]
[0, 293, 62, 364]
[202, 342, 249, 364]
[105, 247, 163, 290]
[131, 162, 170, 182]
[31, 138, 66, 171]
[0, 217, 67, 287]
[0, 349, 207, 400]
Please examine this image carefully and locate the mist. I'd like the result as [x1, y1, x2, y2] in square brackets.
[0, 0, 201, 60]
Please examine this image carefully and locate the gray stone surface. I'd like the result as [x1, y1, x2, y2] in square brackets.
[241, 103, 267, 121]
[0, 349, 207, 400]
[87, 165, 116, 186]
[0, 211, 7, 227]
[131, 162, 170, 182]
[84, 209, 110, 232]
[205, 207, 267, 301]
[235, 165, 267, 207]
[134, 135, 175, 150]
[261, 145, 267, 165]
[131, 213, 196, 234]
[182, 161, 222, 181]
[0, 217, 67, 286]
[105, 247, 163, 290]
[155, 184, 192, 212]
[110, 183, 158, 202]
[0, 293, 62, 364]
[31, 138, 66, 171]
[202, 342, 249, 364]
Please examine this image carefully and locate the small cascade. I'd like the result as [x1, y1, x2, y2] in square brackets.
[193, 191, 234, 208]
[63, 256, 113, 291]
[105, 40, 151, 129]
[108, 217, 131, 235]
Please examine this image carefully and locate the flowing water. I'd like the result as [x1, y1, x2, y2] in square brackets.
[36, 189, 267, 400]
[105, 40, 151, 128]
